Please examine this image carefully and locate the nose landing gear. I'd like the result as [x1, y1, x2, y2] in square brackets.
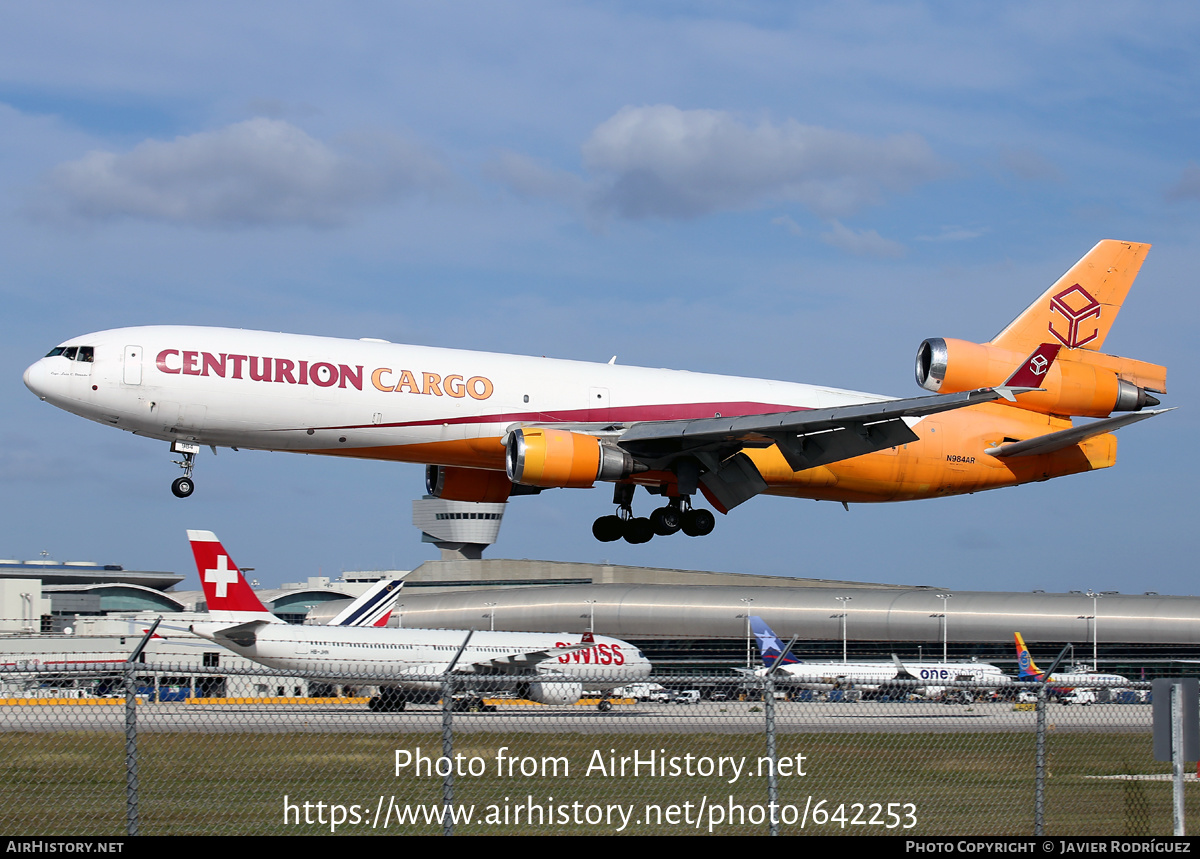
[170, 441, 199, 498]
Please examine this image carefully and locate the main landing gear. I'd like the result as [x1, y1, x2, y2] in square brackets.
[592, 485, 716, 544]
[169, 441, 199, 498]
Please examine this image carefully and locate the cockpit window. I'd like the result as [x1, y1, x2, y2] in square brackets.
[48, 345, 94, 361]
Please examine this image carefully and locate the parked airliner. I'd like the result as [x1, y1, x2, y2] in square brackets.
[187, 530, 651, 710]
[24, 241, 1168, 543]
[750, 616, 1010, 695]
[1014, 632, 1128, 692]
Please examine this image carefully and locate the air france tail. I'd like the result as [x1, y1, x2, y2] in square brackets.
[328, 577, 405, 627]
[1014, 632, 1044, 681]
[750, 616, 800, 669]
[188, 530, 283, 624]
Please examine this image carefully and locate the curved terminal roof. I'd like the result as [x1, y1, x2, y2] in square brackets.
[383, 583, 1200, 644]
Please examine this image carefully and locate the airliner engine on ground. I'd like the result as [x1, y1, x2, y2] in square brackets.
[24, 241, 1168, 543]
[186, 530, 651, 711]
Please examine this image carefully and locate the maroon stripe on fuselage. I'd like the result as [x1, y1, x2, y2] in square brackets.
[274, 401, 810, 432]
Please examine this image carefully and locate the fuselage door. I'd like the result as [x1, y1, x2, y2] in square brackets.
[123, 346, 143, 386]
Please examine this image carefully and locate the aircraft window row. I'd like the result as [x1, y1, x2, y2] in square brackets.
[46, 346, 94, 363]
[435, 512, 501, 520]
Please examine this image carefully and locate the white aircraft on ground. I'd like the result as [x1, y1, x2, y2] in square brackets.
[1014, 632, 1128, 692]
[186, 530, 651, 711]
[24, 241, 1167, 543]
[750, 616, 1010, 696]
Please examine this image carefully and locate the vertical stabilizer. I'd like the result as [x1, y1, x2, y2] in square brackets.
[990, 240, 1150, 354]
[1014, 632, 1043, 680]
[187, 529, 281, 623]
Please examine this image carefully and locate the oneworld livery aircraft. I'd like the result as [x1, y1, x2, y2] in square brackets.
[24, 241, 1168, 543]
[186, 530, 651, 711]
[749, 616, 1010, 694]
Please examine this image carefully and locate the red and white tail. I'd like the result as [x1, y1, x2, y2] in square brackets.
[187, 530, 282, 623]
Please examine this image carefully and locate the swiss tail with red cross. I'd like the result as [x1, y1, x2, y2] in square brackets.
[188, 529, 283, 623]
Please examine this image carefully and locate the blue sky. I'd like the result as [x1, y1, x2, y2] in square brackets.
[1, 3, 1197, 595]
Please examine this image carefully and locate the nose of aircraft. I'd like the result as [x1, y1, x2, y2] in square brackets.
[23, 359, 48, 400]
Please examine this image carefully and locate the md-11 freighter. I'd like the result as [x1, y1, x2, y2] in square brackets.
[24, 241, 1168, 543]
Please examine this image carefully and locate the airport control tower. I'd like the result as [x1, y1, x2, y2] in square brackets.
[411, 497, 506, 560]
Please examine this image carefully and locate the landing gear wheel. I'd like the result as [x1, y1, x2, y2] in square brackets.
[623, 517, 654, 544]
[598, 700, 612, 712]
[592, 515, 624, 542]
[650, 505, 682, 536]
[171, 476, 194, 498]
[681, 508, 715, 537]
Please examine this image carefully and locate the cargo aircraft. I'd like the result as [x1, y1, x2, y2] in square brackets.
[186, 530, 651, 711]
[23, 241, 1168, 543]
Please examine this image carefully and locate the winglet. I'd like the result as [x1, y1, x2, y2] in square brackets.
[1004, 343, 1062, 389]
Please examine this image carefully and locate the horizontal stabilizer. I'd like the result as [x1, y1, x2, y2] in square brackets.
[986, 408, 1172, 458]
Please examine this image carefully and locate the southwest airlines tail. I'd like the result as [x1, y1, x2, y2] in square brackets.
[1014, 632, 1044, 681]
[188, 530, 283, 624]
[750, 616, 800, 669]
[328, 577, 405, 627]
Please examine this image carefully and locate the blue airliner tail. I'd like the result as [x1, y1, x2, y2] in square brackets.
[750, 616, 800, 669]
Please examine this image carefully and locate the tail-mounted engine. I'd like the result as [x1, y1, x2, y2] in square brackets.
[916, 337, 1163, 418]
[505, 427, 641, 488]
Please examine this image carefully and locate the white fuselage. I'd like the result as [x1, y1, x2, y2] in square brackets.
[23, 325, 884, 464]
[773, 660, 1010, 691]
[190, 621, 651, 690]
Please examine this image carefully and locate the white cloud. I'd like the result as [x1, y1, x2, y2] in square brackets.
[915, 226, 988, 242]
[580, 105, 947, 220]
[482, 150, 587, 209]
[771, 214, 805, 237]
[819, 220, 905, 258]
[29, 118, 449, 227]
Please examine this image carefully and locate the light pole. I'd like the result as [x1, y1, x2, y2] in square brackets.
[1086, 591, 1102, 668]
[834, 596, 852, 663]
[397, 604, 404, 629]
[740, 598, 755, 669]
[584, 599, 597, 633]
[936, 593, 953, 662]
[484, 602, 497, 632]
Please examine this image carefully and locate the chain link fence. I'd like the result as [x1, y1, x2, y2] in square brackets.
[0, 662, 1185, 836]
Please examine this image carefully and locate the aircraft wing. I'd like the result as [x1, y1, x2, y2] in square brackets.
[190, 619, 276, 648]
[985, 409, 1171, 458]
[616, 386, 1026, 511]
[457, 643, 592, 675]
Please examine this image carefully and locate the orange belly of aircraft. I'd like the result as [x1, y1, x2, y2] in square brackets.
[308, 403, 1118, 505]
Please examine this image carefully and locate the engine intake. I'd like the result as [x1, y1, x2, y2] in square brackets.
[916, 337, 1160, 418]
[505, 428, 638, 488]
